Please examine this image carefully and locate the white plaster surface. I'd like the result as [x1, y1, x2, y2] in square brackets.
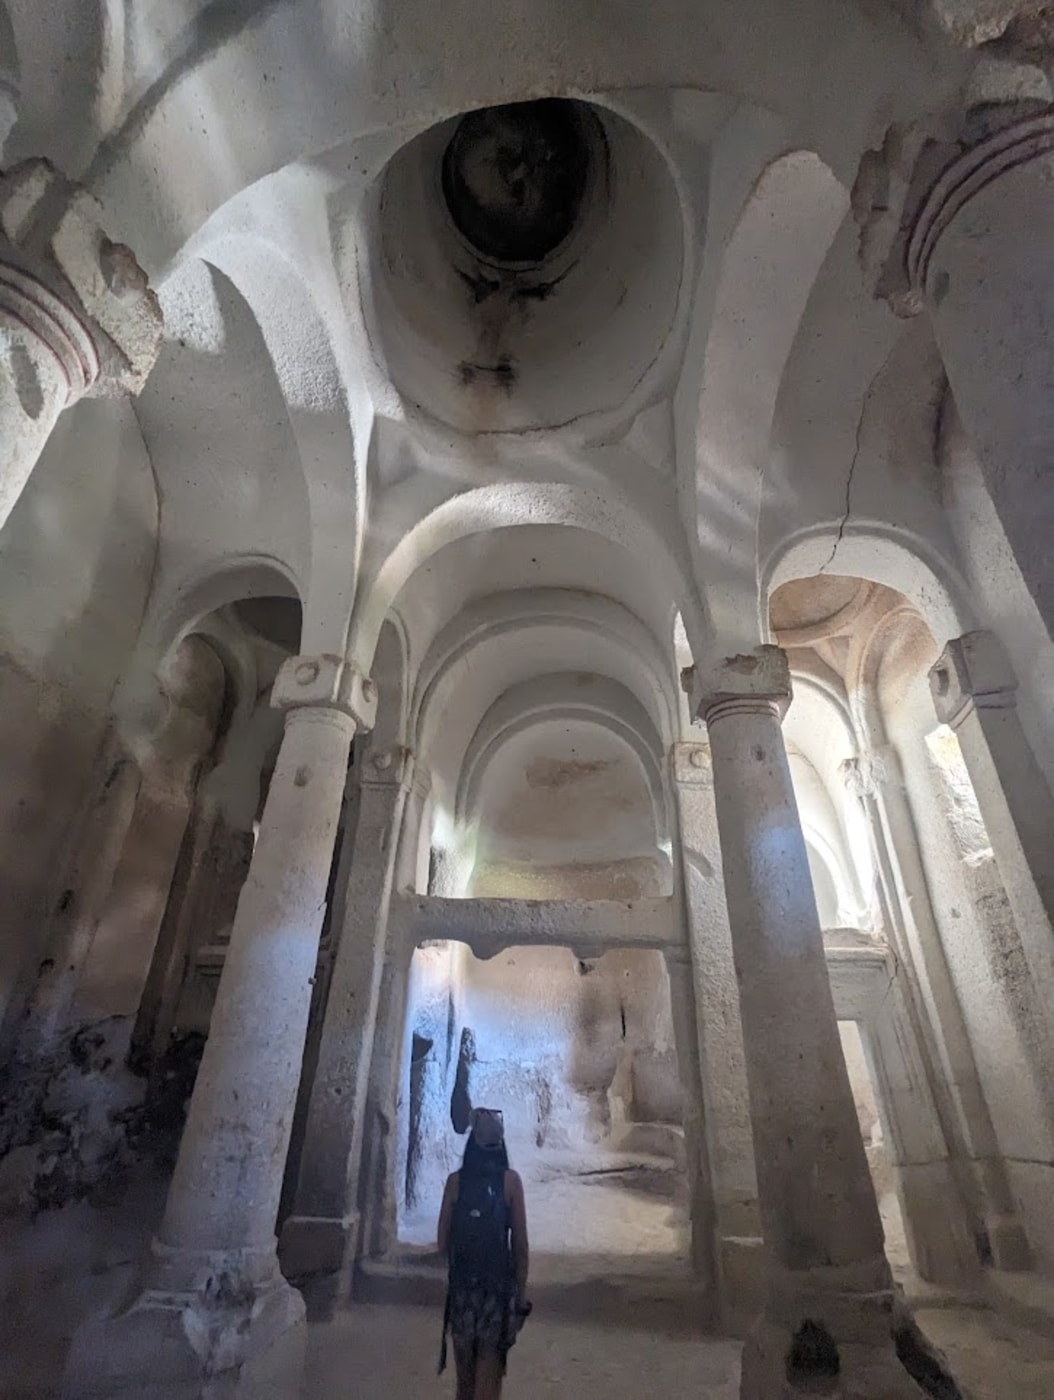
[2, 3, 1054, 1393]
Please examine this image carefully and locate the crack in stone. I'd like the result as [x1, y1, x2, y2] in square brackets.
[819, 409, 865, 574]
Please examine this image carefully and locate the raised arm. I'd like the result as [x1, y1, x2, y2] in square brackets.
[437, 1171, 458, 1256]
[507, 1169, 529, 1300]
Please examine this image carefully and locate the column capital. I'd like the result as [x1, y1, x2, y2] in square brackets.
[360, 743, 415, 789]
[271, 654, 377, 731]
[854, 107, 1054, 317]
[0, 158, 162, 400]
[669, 740, 713, 788]
[681, 644, 791, 725]
[928, 1, 1054, 48]
[929, 630, 1016, 728]
[840, 745, 902, 799]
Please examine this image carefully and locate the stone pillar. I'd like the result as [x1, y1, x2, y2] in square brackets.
[62, 654, 376, 1400]
[0, 159, 161, 532]
[358, 766, 431, 1265]
[857, 105, 1054, 633]
[841, 743, 1027, 1273]
[662, 947, 718, 1298]
[930, 632, 1054, 1071]
[683, 646, 926, 1399]
[930, 633, 1054, 988]
[131, 804, 255, 1065]
[0, 731, 139, 1148]
[864, 970, 982, 1284]
[670, 741, 763, 1331]
[279, 742, 414, 1291]
[72, 639, 227, 1031]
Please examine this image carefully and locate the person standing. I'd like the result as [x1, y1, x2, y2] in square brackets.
[437, 1108, 530, 1400]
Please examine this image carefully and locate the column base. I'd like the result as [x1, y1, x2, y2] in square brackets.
[718, 1235, 767, 1337]
[62, 1245, 306, 1400]
[278, 1211, 359, 1283]
[739, 1258, 962, 1400]
[984, 1212, 1032, 1272]
[897, 1162, 980, 1286]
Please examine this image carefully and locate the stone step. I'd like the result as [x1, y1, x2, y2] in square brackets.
[353, 1254, 715, 1336]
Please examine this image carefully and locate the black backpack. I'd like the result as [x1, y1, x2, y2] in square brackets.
[448, 1167, 512, 1294]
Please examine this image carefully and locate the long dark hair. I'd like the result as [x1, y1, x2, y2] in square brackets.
[461, 1134, 510, 1176]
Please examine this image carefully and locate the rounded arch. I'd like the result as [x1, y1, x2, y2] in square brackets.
[190, 214, 362, 656]
[684, 147, 849, 650]
[763, 527, 976, 652]
[350, 482, 707, 672]
[143, 555, 302, 665]
[413, 588, 679, 756]
[67, 0, 947, 273]
[368, 614, 411, 757]
[456, 673, 668, 846]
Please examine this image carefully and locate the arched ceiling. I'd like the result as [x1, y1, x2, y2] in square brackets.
[470, 717, 662, 864]
[133, 256, 312, 654]
[0, 0, 999, 732]
[409, 594, 678, 817]
[3, 1, 966, 272]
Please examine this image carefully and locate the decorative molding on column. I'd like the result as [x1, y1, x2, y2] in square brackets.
[271, 653, 377, 731]
[854, 108, 1054, 316]
[929, 630, 1017, 729]
[0, 158, 162, 400]
[669, 740, 714, 788]
[681, 644, 791, 725]
[907, 111, 1054, 305]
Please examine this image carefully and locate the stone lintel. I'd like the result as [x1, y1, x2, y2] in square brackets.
[681, 644, 791, 724]
[0, 158, 162, 396]
[929, 630, 1016, 727]
[393, 893, 677, 959]
[670, 739, 714, 787]
[271, 653, 377, 731]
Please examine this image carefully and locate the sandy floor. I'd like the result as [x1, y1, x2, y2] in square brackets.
[402, 1149, 692, 1283]
[307, 1300, 742, 1400]
[4, 1168, 1054, 1400]
[307, 1299, 1054, 1400]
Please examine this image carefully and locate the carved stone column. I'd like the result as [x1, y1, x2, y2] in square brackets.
[930, 632, 1054, 1093]
[1, 638, 226, 1158]
[63, 655, 376, 1400]
[662, 946, 719, 1298]
[279, 742, 415, 1292]
[357, 765, 432, 1266]
[0, 159, 162, 532]
[683, 646, 928, 1399]
[841, 745, 1027, 1273]
[856, 103, 1054, 634]
[670, 741, 763, 1330]
[931, 632, 1054, 979]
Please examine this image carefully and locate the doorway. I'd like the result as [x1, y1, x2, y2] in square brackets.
[396, 942, 690, 1283]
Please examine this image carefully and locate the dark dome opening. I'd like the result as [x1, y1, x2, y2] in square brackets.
[441, 99, 592, 265]
[232, 596, 302, 652]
